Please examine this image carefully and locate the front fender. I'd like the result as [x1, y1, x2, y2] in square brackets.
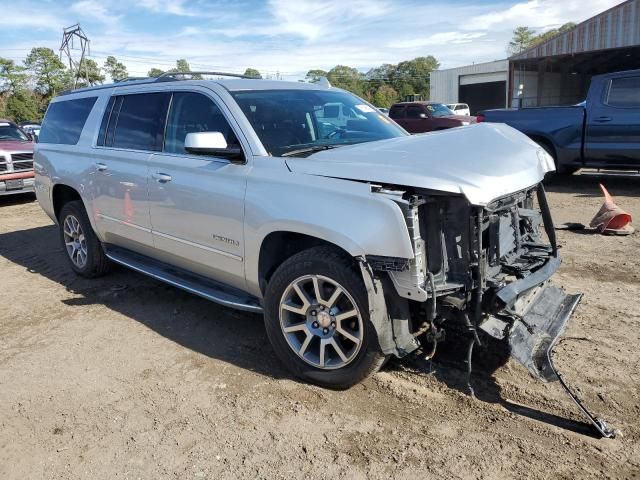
[243, 164, 414, 296]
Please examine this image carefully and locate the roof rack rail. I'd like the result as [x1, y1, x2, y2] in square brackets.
[154, 71, 260, 81]
[119, 76, 149, 82]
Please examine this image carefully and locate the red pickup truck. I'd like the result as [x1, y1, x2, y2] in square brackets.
[0, 119, 35, 196]
[389, 101, 476, 133]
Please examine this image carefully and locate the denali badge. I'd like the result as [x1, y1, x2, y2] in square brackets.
[212, 234, 239, 247]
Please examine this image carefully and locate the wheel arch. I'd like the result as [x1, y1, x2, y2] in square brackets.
[52, 183, 83, 221]
[257, 230, 356, 296]
[528, 134, 557, 160]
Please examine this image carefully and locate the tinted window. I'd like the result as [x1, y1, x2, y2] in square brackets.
[0, 122, 29, 141]
[111, 93, 170, 151]
[607, 77, 640, 107]
[406, 106, 424, 119]
[97, 96, 116, 146]
[389, 105, 405, 118]
[164, 92, 238, 155]
[39, 97, 97, 145]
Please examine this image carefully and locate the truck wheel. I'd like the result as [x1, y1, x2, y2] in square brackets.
[58, 200, 111, 278]
[264, 247, 386, 389]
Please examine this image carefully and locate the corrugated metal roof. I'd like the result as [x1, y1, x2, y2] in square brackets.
[511, 0, 640, 60]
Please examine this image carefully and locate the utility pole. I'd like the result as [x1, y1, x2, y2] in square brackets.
[60, 24, 91, 88]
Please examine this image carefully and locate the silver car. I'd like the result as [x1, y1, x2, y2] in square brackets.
[33, 72, 613, 436]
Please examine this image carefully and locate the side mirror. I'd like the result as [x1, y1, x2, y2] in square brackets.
[184, 132, 244, 162]
[25, 132, 34, 141]
[419, 113, 428, 119]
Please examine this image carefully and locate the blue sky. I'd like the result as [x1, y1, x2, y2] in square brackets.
[1, 0, 623, 80]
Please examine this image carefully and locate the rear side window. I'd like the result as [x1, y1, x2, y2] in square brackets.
[388, 105, 405, 118]
[39, 97, 97, 145]
[606, 77, 640, 107]
[99, 92, 170, 151]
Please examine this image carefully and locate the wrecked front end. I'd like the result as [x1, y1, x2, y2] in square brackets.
[364, 183, 616, 438]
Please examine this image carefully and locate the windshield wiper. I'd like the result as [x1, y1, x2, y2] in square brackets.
[281, 145, 341, 157]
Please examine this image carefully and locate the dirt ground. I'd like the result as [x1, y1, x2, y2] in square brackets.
[1, 172, 639, 479]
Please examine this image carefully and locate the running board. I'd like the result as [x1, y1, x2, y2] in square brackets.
[105, 246, 263, 313]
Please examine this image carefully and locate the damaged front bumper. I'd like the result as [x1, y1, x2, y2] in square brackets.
[485, 282, 617, 438]
[368, 183, 617, 438]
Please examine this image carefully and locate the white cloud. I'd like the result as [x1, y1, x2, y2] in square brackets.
[137, 0, 197, 16]
[1, 0, 624, 79]
[389, 32, 487, 49]
[0, 10, 62, 30]
[71, 0, 121, 27]
[465, 0, 619, 31]
[268, 0, 391, 40]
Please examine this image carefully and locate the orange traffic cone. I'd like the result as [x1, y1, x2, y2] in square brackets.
[589, 184, 634, 235]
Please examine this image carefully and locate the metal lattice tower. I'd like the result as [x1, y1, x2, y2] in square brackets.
[60, 24, 91, 88]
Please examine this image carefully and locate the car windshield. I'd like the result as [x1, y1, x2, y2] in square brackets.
[426, 103, 455, 118]
[231, 89, 407, 157]
[0, 123, 29, 141]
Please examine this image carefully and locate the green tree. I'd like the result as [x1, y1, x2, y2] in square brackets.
[148, 67, 164, 77]
[75, 58, 104, 87]
[104, 55, 128, 82]
[372, 84, 398, 108]
[392, 56, 439, 99]
[243, 68, 262, 79]
[508, 26, 537, 54]
[305, 69, 328, 83]
[0, 58, 28, 93]
[24, 47, 71, 98]
[327, 65, 364, 96]
[4, 89, 40, 122]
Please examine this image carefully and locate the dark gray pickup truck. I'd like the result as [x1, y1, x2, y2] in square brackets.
[478, 69, 640, 174]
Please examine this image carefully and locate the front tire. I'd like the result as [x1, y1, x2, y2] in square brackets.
[264, 247, 386, 389]
[58, 200, 111, 278]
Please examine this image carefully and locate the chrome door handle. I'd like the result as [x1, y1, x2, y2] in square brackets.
[95, 162, 108, 172]
[152, 172, 172, 183]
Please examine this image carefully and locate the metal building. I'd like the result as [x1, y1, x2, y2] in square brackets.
[511, 0, 640, 107]
[430, 60, 509, 114]
[430, 0, 640, 113]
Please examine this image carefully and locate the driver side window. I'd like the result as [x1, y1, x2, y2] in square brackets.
[164, 92, 238, 155]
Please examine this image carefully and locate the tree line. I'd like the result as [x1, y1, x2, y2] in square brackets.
[0, 47, 131, 122]
[304, 56, 439, 108]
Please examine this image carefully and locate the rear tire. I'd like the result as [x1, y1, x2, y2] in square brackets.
[264, 247, 386, 389]
[58, 200, 111, 278]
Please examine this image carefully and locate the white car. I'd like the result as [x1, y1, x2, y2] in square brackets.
[446, 103, 471, 116]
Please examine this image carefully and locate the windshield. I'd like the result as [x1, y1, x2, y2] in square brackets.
[231, 89, 407, 156]
[426, 103, 455, 118]
[0, 123, 29, 141]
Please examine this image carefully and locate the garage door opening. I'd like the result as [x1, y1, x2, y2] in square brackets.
[458, 81, 507, 115]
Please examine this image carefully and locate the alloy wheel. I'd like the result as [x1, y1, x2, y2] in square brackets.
[63, 214, 88, 268]
[279, 274, 364, 370]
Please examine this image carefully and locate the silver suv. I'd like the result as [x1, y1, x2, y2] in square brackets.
[35, 73, 610, 434]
